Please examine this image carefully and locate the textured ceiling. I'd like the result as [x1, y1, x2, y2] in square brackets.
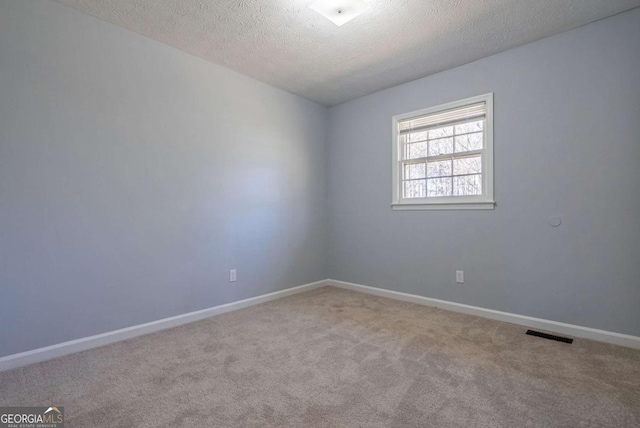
[56, 0, 640, 106]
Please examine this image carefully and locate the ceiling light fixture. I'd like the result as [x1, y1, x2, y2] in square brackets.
[308, 0, 369, 27]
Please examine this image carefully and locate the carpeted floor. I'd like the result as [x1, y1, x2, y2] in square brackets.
[1, 286, 639, 427]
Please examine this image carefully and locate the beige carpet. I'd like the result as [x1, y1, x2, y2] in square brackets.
[1, 286, 639, 427]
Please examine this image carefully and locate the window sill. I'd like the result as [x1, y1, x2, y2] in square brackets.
[391, 201, 496, 211]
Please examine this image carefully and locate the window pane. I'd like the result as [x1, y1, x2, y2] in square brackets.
[428, 138, 453, 156]
[453, 174, 482, 196]
[427, 160, 452, 178]
[455, 120, 483, 134]
[404, 162, 426, 179]
[453, 156, 482, 175]
[408, 130, 428, 142]
[404, 180, 426, 199]
[405, 142, 427, 160]
[427, 177, 452, 197]
[455, 132, 483, 152]
[428, 126, 453, 139]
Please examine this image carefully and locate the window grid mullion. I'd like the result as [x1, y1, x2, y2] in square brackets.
[401, 149, 483, 164]
[400, 153, 483, 199]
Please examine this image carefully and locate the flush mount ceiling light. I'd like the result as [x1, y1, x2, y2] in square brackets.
[308, 0, 370, 27]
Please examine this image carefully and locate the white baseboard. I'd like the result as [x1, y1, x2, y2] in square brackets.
[3, 278, 637, 373]
[328, 279, 640, 350]
[0, 279, 328, 372]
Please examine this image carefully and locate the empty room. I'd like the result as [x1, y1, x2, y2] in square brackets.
[1, 0, 639, 426]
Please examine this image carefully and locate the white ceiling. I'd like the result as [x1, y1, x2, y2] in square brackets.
[56, 0, 640, 106]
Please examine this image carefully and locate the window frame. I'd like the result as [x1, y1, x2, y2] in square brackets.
[391, 93, 495, 210]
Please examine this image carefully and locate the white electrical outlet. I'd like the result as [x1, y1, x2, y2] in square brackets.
[229, 269, 237, 282]
[456, 270, 464, 284]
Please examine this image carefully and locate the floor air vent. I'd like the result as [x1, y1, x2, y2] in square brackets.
[526, 329, 573, 344]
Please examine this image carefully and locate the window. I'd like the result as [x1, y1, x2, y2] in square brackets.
[392, 93, 495, 210]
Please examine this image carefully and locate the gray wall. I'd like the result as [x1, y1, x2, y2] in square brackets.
[2, 2, 639, 359]
[327, 8, 640, 336]
[0, 0, 327, 357]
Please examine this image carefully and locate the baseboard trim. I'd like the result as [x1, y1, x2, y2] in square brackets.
[0, 279, 328, 372]
[3, 278, 637, 372]
[328, 279, 640, 350]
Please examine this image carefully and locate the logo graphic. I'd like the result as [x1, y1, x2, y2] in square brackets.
[0, 406, 64, 427]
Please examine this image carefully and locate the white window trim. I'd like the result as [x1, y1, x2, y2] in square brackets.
[391, 93, 495, 211]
